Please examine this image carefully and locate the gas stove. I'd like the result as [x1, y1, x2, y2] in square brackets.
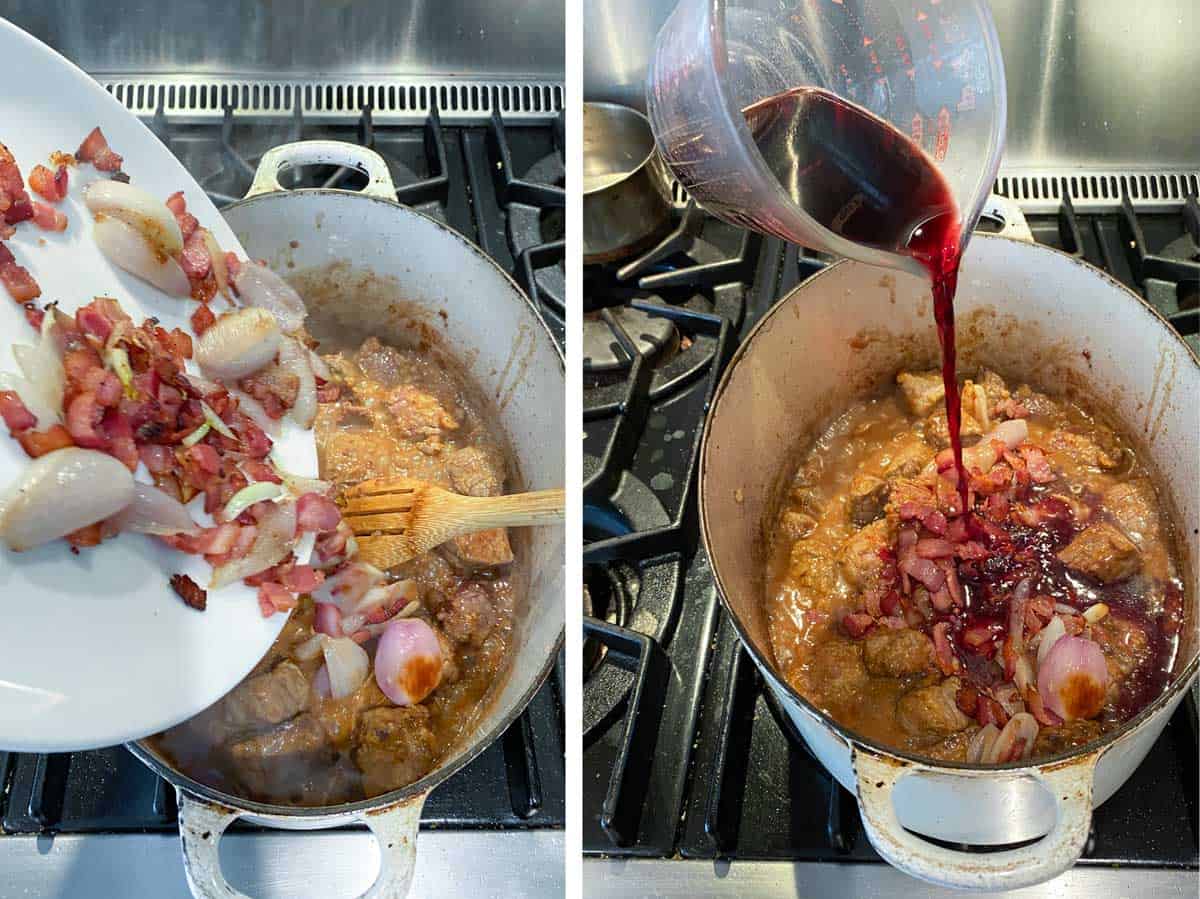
[582, 184, 1199, 893]
[0, 79, 565, 898]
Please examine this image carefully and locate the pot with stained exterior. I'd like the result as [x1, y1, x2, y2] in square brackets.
[698, 228, 1198, 891]
[124, 141, 565, 899]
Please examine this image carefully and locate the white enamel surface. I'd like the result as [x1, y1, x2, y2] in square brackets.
[0, 20, 317, 750]
[702, 234, 1198, 888]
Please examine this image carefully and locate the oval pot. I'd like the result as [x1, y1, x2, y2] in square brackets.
[127, 141, 565, 898]
[699, 232, 1199, 891]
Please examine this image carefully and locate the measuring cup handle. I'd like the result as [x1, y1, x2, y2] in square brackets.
[245, 140, 397, 201]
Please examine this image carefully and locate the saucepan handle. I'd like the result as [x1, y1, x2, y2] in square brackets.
[244, 140, 398, 202]
[177, 788, 428, 898]
[852, 747, 1097, 892]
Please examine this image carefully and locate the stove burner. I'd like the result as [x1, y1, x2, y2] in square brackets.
[583, 307, 679, 371]
[508, 149, 566, 311]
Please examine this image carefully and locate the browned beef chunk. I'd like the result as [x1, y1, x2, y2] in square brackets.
[352, 705, 437, 796]
[1013, 384, 1060, 417]
[780, 510, 818, 541]
[848, 473, 889, 526]
[1104, 479, 1158, 544]
[896, 370, 945, 417]
[230, 715, 333, 801]
[1032, 719, 1102, 757]
[311, 675, 390, 746]
[1045, 429, 1119, 471]
[221, 661, 310, 732]
[1092, 614, 1153, 705]
[1057, 522, 1140, 584]
[441, 528, 514, 571]
[445, 445, 504, 498]
[387, 384, 459, 440]
[436, 582, 496, 647]
[896, 677, 971, 739]
[924, 407, 983, 449]
[837, 518, 893, 591]
[863, 629, 935, 677]
[808, 639, 868, 707]
[882, 438, 933, 481]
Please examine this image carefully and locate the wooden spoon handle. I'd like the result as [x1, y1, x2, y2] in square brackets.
[451, 488, 566, 530]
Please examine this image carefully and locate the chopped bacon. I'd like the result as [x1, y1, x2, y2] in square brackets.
[956, 684, 979, 717]
[977, 696, 1010, 728]
[31, 201, 67, 232]
[138, 443, 174, 474]
[166, 191, 200, 242]
[297, 492, 341, 533]
[0, 242, 40, 302]
[842, 612, 875, 638]
[931, 622, 959, 674]
[955, 540, 989, 561]
[170, 574, 207, 611]
[0, 390, 36, 432]
[915, 537, 955, 559]
[76, 127, 123, 172]
[191, 303, 216, 336]
[186, 442, 221, 474]
[257, 582, 298, 617]
[66, 522, 104, 547]
[1019, 445, 1054, 483]
[281, 564, 324, 593]
[316, 381, 341, 403]
[28, 164, 68, 202]
[76, 303, 114, 340]
[65, 392, 107, 448]
[241, 459, 282, 483]
[235, 415, 272, 458]
[23, 303, 43, 330]
[16, 424, 73, 457]
[179, 227, 211, 279]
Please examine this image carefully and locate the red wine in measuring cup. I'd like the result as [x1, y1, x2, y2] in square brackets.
[744, 86, 968, 502]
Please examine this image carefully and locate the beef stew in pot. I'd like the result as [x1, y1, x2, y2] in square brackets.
[151, 335, 518, 805]
[766, 369, 1187, 765]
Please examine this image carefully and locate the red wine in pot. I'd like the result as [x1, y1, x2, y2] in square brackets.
[744, 87, 968, 500]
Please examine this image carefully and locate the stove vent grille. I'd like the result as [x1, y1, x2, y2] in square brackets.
[99, 76, 564, 123]
[995, 169, 1200, 213]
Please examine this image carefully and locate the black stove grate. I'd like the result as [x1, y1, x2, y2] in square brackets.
[0, 106, 564, 836]
[582, 195, 1199, 863]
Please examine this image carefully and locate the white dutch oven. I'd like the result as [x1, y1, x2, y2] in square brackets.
[698, 229, 1198, 891]
[126, 142, 564, 898]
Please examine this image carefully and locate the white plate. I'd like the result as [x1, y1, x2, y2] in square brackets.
[0, 19, 317, 751]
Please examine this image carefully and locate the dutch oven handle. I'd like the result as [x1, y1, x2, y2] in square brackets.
[852, 746, 1098, 891]
[244, 140, 398, 202]
[177, 788, 426, 898]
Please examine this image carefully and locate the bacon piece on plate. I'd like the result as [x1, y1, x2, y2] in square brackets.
[31, 201, 67, 232]
[76, 127, 123, 172]
[0, 390, 36, 432]
[297, 492, 342, 533]
[16, 424, 73, 457]
[170, 574, 208, 611]
[0, 242, 40, 302]
[191, 303, 216, 336]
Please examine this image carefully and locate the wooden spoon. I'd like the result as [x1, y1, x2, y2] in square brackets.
[339, 476, 564, 569]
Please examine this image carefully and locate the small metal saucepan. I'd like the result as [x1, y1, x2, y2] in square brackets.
[125, 141, 565, 898]
[582, 102, 673, 264]
[698, 228, 1198, 891]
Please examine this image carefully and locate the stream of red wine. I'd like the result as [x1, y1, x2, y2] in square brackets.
[744, 87, 968, 501]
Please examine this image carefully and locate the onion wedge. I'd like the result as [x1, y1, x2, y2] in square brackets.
[93, 217, 190, 297]
[209, 500, 296, 589]
[84, 181, 183, 258]
[111, 482, 199, 536]
[233, 263, 307, 333]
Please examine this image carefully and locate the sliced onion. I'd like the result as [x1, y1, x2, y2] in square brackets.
[1038, 636, 1108, 722]
[321, 635, 369, 699]
[110, 482, 198, 536]
[93, 217, 190, 297]
[311, 561, 385, 611]
[269, 451, 333, 496]
[305, 345, 331, 382]
[105, 346, 137, 398]
[278, 337, 316, 428]
[8, 314, 65, 426]
[0, 448, 135, 550]
[195, 308, 281, 381]
[984, 712, 1038, 764]
[292, 529, 317, 566]
[961, 419, 1030, 473]
[200, 400, 237, 439]
[85, 181, 183, 257]
[374, 618, 444, 706]
[231, 389, 281, 438]
[312, 664, 332, 699]
[222, 481, 283, 521]
[209, 500, 296, 589]
[234, 263, 307, 333]
[314, 601, 343, 637]
[180, 421, 211, 448]
[967, 723, 1000, 764]
[201, 230, 229, 298]
[1037, 615, 1067, 668]
[340, 579, 419, 633]
[1013, 653, 1035, 695]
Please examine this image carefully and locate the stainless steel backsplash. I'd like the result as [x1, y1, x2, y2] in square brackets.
[583, 0, 1199, 171]
[4, 0, 565, 78]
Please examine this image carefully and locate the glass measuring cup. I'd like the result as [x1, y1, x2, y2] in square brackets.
[646, 0, 1006, 279]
